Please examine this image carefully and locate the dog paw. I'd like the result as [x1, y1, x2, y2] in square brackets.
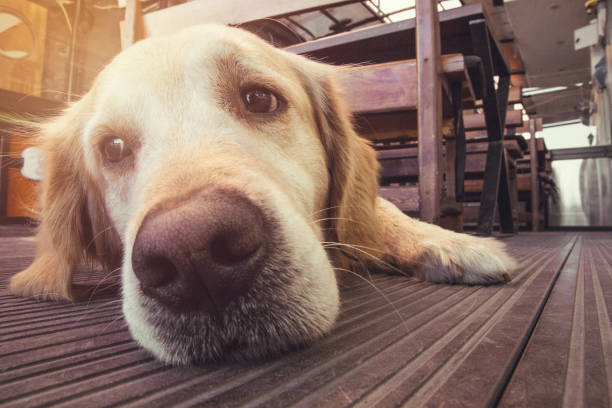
[417, 234, 516, 285]
[9, 256, 74, 301]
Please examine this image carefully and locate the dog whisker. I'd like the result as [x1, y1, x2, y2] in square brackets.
[332, 266, 408, 328]
[84, 226, 115, 254]
[322, 241, 412, 277]
[86, 266, 122, 306]
[310, 217, 369, 227]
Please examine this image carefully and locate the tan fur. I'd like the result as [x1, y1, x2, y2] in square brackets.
[9, 100, 121, 301]
[293, 61, 384, 269]
[10, 24, 515, 363]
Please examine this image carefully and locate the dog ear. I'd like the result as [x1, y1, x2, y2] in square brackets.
[10, 102, 121, 300]
[297, 61, 384, 269]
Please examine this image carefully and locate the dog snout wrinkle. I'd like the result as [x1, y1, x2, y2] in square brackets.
[131, 189, 268, 314]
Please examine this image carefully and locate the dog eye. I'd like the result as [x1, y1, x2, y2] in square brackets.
[241, 88, 279, 113]
[101, 137, 131, 163]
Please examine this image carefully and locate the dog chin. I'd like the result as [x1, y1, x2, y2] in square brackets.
[121, 217, 340, 365]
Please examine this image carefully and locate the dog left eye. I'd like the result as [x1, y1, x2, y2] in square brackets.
[241, 88, 279, 113]
[101, 137, 131, 163]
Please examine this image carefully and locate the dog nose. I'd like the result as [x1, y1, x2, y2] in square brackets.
[131, 189, 268, 314]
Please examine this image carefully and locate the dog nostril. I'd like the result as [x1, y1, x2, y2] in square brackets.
[210, 228, 263, 266]
[140, 256, 177, 288]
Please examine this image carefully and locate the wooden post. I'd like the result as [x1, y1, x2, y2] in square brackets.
[529, 118, 540, 231]
[416, 0, 443, 224]
[123, 0, 143, 49]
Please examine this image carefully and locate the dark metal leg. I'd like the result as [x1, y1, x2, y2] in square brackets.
[469, 19, 514, 235]
[497, 147, 515, 232]
[451, 81, 466, 202]
[494, 74, 516, 233]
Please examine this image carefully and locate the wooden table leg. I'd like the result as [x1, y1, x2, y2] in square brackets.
[416, 0, 443, 225]
[529, 118, 540, 231]
[436, 80, 465, 232]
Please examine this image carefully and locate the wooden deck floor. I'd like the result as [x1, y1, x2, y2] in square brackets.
[1, 229, 611, 407]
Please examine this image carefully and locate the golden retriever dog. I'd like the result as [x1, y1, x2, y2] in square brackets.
[10, 25, 515, 364]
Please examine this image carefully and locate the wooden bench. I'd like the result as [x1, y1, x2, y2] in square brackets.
[337, 54, 475, 230]
[287, 3, 514, 236]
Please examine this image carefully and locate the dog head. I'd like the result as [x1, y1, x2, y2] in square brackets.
[36, 24, 382, 364]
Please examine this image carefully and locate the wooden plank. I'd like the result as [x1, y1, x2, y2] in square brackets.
[379, 158, 419, 180]
[378, 185, 420, 213]
[378, 148, 516, 179]
[464, 152, 516, 174]
[500, 235, 612, 407]
[138, 0, 362, 39]
[416, 0, 443, 224]
[6, 229, 608, 406]
[463, 110, 523, 130]
[466, 139, 524, 159]
[466, 129, 528, 141]
[464, 179, 485, 194]
[517, 172, 548, 191]
[339, 60, 417, 114]
[517, 158, 552, 173]
[355, 112, 419, 141]
[338, 55, 469, 114]
[374, 142, 522, 159]
[286, 3, 509, 75]
[468, 173, 546, 194]
[377, 147, 417, 161]
[354, 113, 455, 142]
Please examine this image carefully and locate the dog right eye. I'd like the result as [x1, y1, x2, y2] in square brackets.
[101, 137, 131, 163]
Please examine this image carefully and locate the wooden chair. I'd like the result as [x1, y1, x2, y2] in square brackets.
[337, 55, 476, 230]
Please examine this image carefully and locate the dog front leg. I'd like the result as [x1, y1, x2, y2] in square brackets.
[10, 229, 79, 301]
[376, 197, 515, 284]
